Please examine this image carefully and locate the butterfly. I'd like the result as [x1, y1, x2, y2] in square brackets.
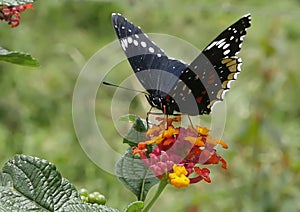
[112, 13, 251, 115]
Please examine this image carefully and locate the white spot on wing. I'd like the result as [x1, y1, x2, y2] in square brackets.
[238, 43, 243, 49]
[224, 49, 230, 55]
[237, 63, 242, 71]
[141, 41, 147, 48]
[215, 38, 226, 46]
[223, 43, 230, 49]
[122, 38, 128, 48]
[133, 40, 138, 46]
[221, 89, 228, 99]
[234, 72, 239, 79]
[121, 41, 126, 51]
[149, 47, 154, 53]
[218, 42, 226, 48]
[206, 41, 217, 50]
[127, 37, 133, 44]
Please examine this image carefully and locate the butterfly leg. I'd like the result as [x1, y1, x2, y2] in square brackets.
[187, 114, 195, 129]
[163, 105, 168, 129]
[146, 107, 154, 130]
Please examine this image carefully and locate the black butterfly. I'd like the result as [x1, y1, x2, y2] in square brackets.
[112, 13, 251, 115]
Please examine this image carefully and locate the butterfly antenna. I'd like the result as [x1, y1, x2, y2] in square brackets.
[102, 81, 148, 95]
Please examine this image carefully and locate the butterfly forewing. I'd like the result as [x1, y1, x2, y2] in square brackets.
[112, 13, 187, 106]
[112, 13, 165, 56]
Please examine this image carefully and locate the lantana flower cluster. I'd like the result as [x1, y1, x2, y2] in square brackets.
[133, 116, 228, 188]
[0, 3, 33, 28]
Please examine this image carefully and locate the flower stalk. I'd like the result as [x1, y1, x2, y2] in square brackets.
[142, 178, 168, 212]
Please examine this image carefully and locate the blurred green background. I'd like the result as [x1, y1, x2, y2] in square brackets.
[1, 0, 300, 211]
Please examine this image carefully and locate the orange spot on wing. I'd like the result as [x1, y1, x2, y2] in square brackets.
[196, 96, 203, 103]
[208, 72, 216, 84]
[196, 90, 206, 103]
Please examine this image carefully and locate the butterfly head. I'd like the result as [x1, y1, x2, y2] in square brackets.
[145, 92, 178, 115]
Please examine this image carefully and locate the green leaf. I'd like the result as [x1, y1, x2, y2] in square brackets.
[119, 114, 147, 132]
[115, 150, 159, 201]
[121, 114, 147, 147]
[0, 0, 35, 6]
[62, 199, 119, 212]
[0, 154, 119, 212]
[0, 47, 39, 67]
[124, 201, 144, 212]
[119, 114, 141, 123]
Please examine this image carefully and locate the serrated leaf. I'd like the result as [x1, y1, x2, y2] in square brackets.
[0, 186, 42, 211]
[0, 47, 39, 67]
[0, 154, 119, 212]
[124, 201, 144, 212]
[0, 0, 35, 6]
[0, 154, 80, 211]
[115, 150, 159, 201]
[122, 115, 147, 147]
[62, 199, 119, 212]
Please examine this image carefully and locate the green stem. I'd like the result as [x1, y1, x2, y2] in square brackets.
[142, 179, 168, 212]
